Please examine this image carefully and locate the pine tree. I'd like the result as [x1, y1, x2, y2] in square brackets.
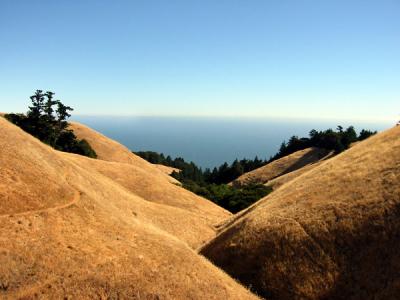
[43, 91, 57, 121]
[27, 90, 45, 120]
[55, 100, 73, 131]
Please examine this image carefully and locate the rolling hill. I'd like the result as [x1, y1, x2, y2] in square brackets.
[231, 147, 332, 188]
[0, 117, 257, 299]
[263, 155, 332, 190]
[154, 164, 181, 176]
[68, 122, 227, 229]
[201, 126, 400, 299]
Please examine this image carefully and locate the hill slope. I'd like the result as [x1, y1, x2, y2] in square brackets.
[263, 155, 332, 190]
[201, 126, 400, 299]
[68, 121, 230, 237]
[231, 147, 332, 187]
[69, 122, 180, 184]
[0, 118, 257, 299]
[154, 164, 181, 176]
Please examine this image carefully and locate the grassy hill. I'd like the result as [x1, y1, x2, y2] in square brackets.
[0, 117, 257, 299]
[2, 111, 396, 299]
[231, 147, 332, 188]
[201, 126, 400, 299]
[68, 122, 227, 223]
[154, 164, 181, 177]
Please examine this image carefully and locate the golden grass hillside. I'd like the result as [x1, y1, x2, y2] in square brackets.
[68, 121, 230, 236]
[69, 122, 180, 185]
[0, 118, 259, 299]
[154, 164, 180, 176]
[201, 126, 400, 299]
[70, 122, 181, 185]
[231, 147, 331, 187]
[264, 154, 333, 190]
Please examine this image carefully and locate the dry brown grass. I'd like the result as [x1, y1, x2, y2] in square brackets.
[0, 118, 257, 299]
[69, 122, 181, 186]
[231, 147, 332, 187]
[68, 121, 229, 230]
[201, 126, 400, 299]
[154, 164, 180, 176]
[69, 122, 167, 172]
[264, 151, 334, 190]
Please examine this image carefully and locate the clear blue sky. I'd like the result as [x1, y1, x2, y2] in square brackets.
[1, 0, 399, 121]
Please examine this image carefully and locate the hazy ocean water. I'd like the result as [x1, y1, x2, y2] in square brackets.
[72, 116, 392, 169]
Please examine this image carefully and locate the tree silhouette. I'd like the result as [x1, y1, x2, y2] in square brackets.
[28, 90, 45, 120]
[5, 90, 97, 158]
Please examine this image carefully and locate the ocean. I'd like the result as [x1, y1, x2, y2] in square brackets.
[72, 116, 392, 169]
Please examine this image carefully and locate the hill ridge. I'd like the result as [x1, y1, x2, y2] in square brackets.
[231, 147, 332, 188]
[201, 125, 400, 299]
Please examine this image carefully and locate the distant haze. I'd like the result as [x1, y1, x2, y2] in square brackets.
[72, 116, 392, 169]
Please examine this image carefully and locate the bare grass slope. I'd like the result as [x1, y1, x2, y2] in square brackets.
[231, 147, 331, 187]
[202, 126, 400, 299]
[0, 118, 256, 299]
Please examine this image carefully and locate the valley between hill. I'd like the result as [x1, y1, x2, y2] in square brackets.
[1, 115, 399, 299]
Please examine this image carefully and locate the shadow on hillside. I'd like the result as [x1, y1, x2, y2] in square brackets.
[320, 200, 400, 299]
[275, 148, 331, 180]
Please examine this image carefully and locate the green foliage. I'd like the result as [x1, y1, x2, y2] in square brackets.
[135, 151, 167, 164]
[135, 151, 266, 184]
[135, 151, 271, 212]
[270, 125, 377, 162]
[5, 90, 97, 159]
[180, 180, 272, 213]
[358, 129, 377, 141]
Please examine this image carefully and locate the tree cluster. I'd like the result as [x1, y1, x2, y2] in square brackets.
[135, 151, 271, 212]
[135, 151, 266, 184]
[5, 90, 97, 158]
[270, 126, 377, 162]
[181, 181, 272, 213]
[204, 157, 266, 184]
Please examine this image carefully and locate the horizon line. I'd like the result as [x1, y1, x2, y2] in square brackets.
[72, 113, 395, 124]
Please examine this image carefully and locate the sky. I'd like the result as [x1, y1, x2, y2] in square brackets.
[0, 0, 399, 122]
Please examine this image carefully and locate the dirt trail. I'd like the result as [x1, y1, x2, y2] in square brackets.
[0, 189, 81, 219]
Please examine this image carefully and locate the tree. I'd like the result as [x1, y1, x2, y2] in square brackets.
[43, 91, 57, 120]
[341, 126, 357, 148]
[358, 129, 377, 141]
[5, 90, 97, 158]
[55, 100, 73, 131]
[28, 90, 45, 120]
[230, 159, 244, 180]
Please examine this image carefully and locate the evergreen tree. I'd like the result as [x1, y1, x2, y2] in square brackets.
[358, 129, 377, 141]
[341, 126, 357, 148]
[55, 100, 73, 131]
[27, 90, 45, 120]
[43, 91, 57, 120]
[230, 159, 244, 181]
[5, 90, 96, 159]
